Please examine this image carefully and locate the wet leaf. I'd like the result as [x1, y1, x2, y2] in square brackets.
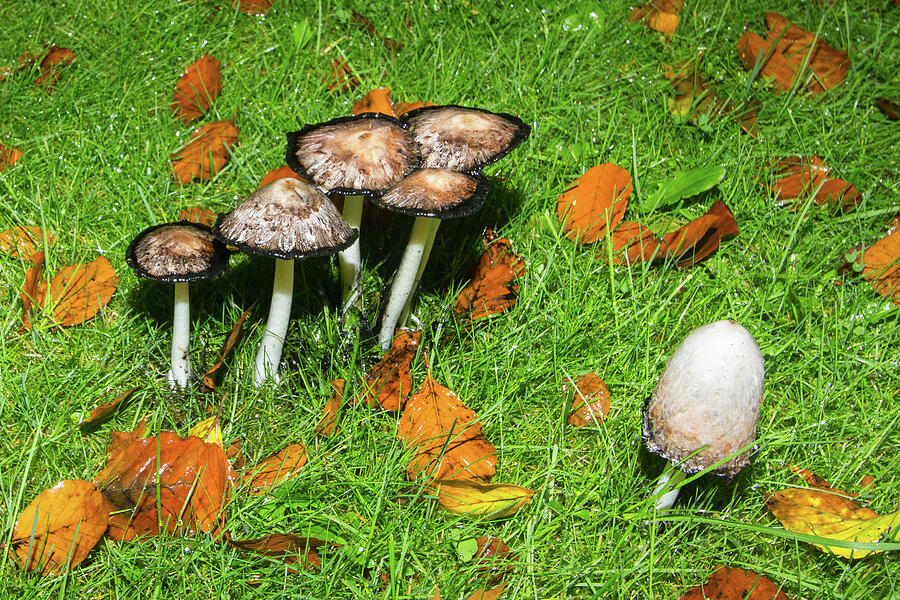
[0, 142, 23, 171]
[189, 415, 223, 447]
[19, 257, 44, 332]
[202, 303, 256, 392]
[665, 57, 758, 136]
[565, 372, 611, 427]
[429, 480, 533, 520]
[170, 120, 239, 184]
[178, 206, 218, 227]
[0, 225, 53, 262]
[361, 330, 421, 411]
[453, 237, 525, 321]
[397, 372, 497, 482]
[259, 164, 304, 188]
[33, 46, 74, 89]
[557, 163, 632, 244]
[316, 378, 345, 436]
[876, 98, 900, 121]
[9, 480, 113, 575]
[231, 0, 273, 16]
[769, 156, 859, 210]
[472, 537, 516, 586]
[629, 0, 683, 35]
[606, 221, 654, 262]
[171, 55, 222, 123]
[353, 87, 397, 116]
[243, 444, 307, 494]
[678, 566, 793, 600]
[860, 226, 900, 305]
[323, 57, 360, 92]
[229, 534, 327, 569]
[352, 11, 403, 51]
[79, 387, 138, 433]
[20, 256, 118, 332]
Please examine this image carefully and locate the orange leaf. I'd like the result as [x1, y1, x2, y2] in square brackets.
[243, 444, 307, 494]
[259, 164, 304, 188]
[473, 536, 516, 586]
[861, 227, 900, 304]
[33, 46, 74, 89]
[397, 372, 497, 482]
[454, 237, 525, 321]
[171, 55, 222, 123]
[229, 534, 328, 569]
[0, 225, 53, 261]
[0, 142, 23, 171]
[79, 387, 138, 433]
[769, 156, 859, 210]
[202, 303, 256, 392]
[19, 256, 44, 332]
[393, 99, 438, 116]
[323, 57, 360, 92]
[558, 164, 632, 244]
[353, 87, 397, 116]
[10, 480, 113, 575]
[361, 330, 421, 411]
[20, 255, 118, 331]
[170, 120, 239, 184]
[678, 566, 793, 600]
[565, 373, 611, 427]
[231, 0, 273, 15]
[606, 221, 654, 263]
[629, 1, 683, 35]
[316, 378, 345, 436]
[464, 585, 506, 600]
[178, 206, 218, 227]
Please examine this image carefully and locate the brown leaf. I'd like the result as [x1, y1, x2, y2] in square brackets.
[678, 566, 793, 600]
[453, 237, 526, 321]
[20, 256, 118, 331]
[259, 164, 304, 188]
[558, 164, 632, 244]
[229, 534, 327, 569]
[79, 387, 138, 433]
[397, 372, 497, 482]
[353, 87, 397, 116]
[316, 379, 345, 436]
[9, 480, 113, 575]
[171, 55, 222, 123]
[33, 46, 74, 89]
[465, 585, 506, 600]
[231, 0, 273, 15]
[95, 422, 235, 539]
[769, 156, 859, 210]
[789, 464, 855, 497]
[243, 444, 307, 494]
[861, 227, 900, 304]
[19, 256, 44, 331]
[202, 303, 256, 392]
[323, 57, 360, 92]
[170, 120, 239, 184]
[473, 537, 516, 586]
[0, 225, 53, 261]
[178, 206, 218, 227]
[565, 373, 611, 427]
[606, 221, 654, 263]
[876, 98, 900, 121]
[0, 142, 23, 171]
[629, 0, 683, 35]
[361, 329, 421, 411]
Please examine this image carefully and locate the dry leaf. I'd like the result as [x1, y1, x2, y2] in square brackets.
[259, 164, 304, 188]
[79, 387, 138, 433]
[352, 12, 404, 51]
[0, 142, 23, 171]
[178, 206, 218, 227]
[95, 422, 234, 540]
[558, 164, 632, 244]
[429, 480, 533, 520]
[397, 373, 497, 482]
[20, 256, 118, 332]
[789, 465, 855, 497]
[876, 98, 900, 121]
[361, 330, 421, 411]
[769, 156, 860, 210]
[607, 221, 654, 262]
[243, 444, 307, 494]
[566, 372, 611, 427]
[19, 256, 44, 331]
[0, 225, 53, 262]
[229, 534, 327, 569]
[171, 55, 222, 123]
[202, 303, 255, 391]
[473, 537, 516, 586]
[465, 585, 506, 600]
[861, 227, 900, 304]
[189, 415, 223, 447]
[170, 120, 239, 184]
[678, 566, 793, 600]
[316, 378, 345, 436]
[323, 57, 360, 92]
[9, 480, 113, 575]
[231, 0, 273, 15]
[33, 46, 74, 89]
[453, 237, 525, 321]
[666, 57, 758, 136]
[353, 87, 396, 116]
[629, 0, 683, 35]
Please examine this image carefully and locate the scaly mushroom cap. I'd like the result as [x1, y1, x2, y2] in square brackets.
[213, 178, 358, 260]
[642, 319, 765, 478]
[371, 168, 489, 219]
[402, 105, 530, 172]
[286, 113, 419, 195]
[126, 222, 229, 283]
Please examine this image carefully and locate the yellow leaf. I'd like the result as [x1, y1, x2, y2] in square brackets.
[429, 480, 533, 520]
[189, 416, 223, 448]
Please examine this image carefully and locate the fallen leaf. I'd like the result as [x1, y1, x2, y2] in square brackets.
[566, 373, 611, 427]
[189, 415, 223, 447]
[79, 387, 138, 433]
[95, 422, 234, 539]
[629, 0, 683, 35]
[259, 164, 304, 188]
[229, 534, 327, 569]
[789, 465, 854, 497]
[397, 372, 497, 482]
[170, 120, 239, 184]
[473, 537, 516, 586]
[453, 237, 526, 321]
[0, 142, 23, 171]
[861, 226, 900, 304]
[323, 57, 360, 92]
[352, 11, 404, 51]
[10, 480, 113, 575]
[769, 156, 859, 210]
[243, 444, 307, 494]
[231, 0, 273, 16]
[361, 329, 421, 411]
[178, 206, 218, 227]
[465, 585, 506, 600]
[33, 46, 74, 89]
[0, 225, 53, 262]
[606, 221, 654, 262]
[558, 163, 632, 244]
[876, 98, 900, 121]
[171, 55, 222, 123]
[666, 57, 758, 136]
[429, 480, 533, 520]
[202, 303, 255, 392]
[316, 378, 345, 435]
[353, 87, 397, 116]
[678, 566, 793, 600]
[20, 256, 118, 332]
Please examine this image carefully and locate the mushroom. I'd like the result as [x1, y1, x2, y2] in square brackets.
[642, 319, 765, 509]
[126, 221, 229, 388]
[372, 168, 489, 350]
[286, 113, 419, 308]
[213, 178, 357, 386]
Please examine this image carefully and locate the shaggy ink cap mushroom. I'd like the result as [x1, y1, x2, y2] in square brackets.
[213, 178, 357, 386]
[126, 221, 229, 389]
[401, 105, 531, 172]
[642, 319, 765, 509]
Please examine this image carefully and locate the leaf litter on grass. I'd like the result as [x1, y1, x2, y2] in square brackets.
[453, 234, 526, 321]
[170, 120, 239, 184]
[768, 155, 860, 210]
[678, 566, 793, 600]
[0, 142, 23, 171]
[171, 54, 222, 123]
[565, 372, 611, 427]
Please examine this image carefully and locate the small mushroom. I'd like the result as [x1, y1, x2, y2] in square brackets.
[642, 319, 765, 509]
[213, 178, 357, 386]
[126, 221, 229, 388]
[286, 113, 419, 308]
[372, 168, 489, 350]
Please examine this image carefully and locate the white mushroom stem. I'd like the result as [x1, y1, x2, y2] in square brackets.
[378, 216, 440, 351]
[338, 194, 364, 310]
[653, 464, 687, 510]
[397, 219, 439, 328]
[254, 258, 294, 386]
[167, 282, 191, 389]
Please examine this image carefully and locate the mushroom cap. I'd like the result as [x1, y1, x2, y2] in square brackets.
[401, 105, 530, 172]
[126, 221, 229, 283]
[285, 113, 419, 196]
[642, 319, 765, 478]
[370, 169, 489, 219]
[213, 178, 358, 260]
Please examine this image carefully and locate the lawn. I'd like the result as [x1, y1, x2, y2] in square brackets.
[0, 0, 898, 598]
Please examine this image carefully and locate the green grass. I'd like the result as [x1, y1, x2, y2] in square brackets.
[1, 0, 899, 598]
